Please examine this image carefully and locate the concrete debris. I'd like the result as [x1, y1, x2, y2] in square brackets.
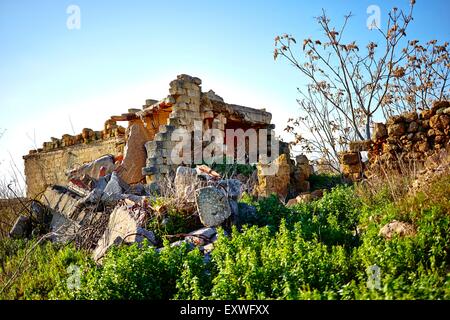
[67, 155, 115, 182]
[101, 172, 125, 202]
[92, 205, 156, 262]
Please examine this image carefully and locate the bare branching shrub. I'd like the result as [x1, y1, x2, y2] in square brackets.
[275, 1, 449, 170]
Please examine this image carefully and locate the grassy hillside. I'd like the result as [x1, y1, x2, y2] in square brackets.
[0, 172, 448, 300]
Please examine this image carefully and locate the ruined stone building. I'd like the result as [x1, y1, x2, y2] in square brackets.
[23, 74, 274, 199]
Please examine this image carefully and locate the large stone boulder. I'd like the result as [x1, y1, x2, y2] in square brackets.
[372, 123, 388, 141]
[195, 187, 231, 227]
[217, 179, 242, 200]
[255, 154, 291, 199]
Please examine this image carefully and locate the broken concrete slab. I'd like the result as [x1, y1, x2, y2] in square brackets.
[92, 205, 156, 262]
[40, 185, 81, 219]
[50, 212, 80, 243]
[196, 187, 231, 227]
[67, 154, 115, 181]
[101, 172, 124, 202]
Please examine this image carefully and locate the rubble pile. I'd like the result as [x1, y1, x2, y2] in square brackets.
[12, 151, 256, 263]
[15, 74, 320, 262]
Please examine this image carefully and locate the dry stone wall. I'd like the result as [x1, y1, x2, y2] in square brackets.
[340, 101, 450, 180]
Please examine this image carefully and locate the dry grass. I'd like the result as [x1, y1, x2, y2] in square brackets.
[356, 147, 450, 207]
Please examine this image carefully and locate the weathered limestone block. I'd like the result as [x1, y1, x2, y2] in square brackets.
[217, 179, 242, 200]
[174, 166, 198, 202]
[372, 123, 388, 141]
[295, 154, 309, 166]
[420, 109, 433, 120]
[255, 154, 291, 199]
[387, 122, 406, 137]
[117, 122, 151, 184]
[403, 111, 418, 123]
[407, 121, 419, 133]
[349, 140, 371, 152]
[339, 152, 360, 165]
[196, 187, 231, 227]
[81, 128, 94, 143]
[9, 215, 31, 239]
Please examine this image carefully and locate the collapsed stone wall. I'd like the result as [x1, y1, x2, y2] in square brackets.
[141, 74, 273, 184]
[24, 137, 124, 199]
[340, 101, 450, 180]
[23, 74, 277, 199]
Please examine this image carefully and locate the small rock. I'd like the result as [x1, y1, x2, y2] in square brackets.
[218, 179, 242, 200]
[387, 123, 406, 137]
[379, 220, 415, 240]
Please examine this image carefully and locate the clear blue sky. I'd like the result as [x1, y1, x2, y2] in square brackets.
[0, 0, 449, 191]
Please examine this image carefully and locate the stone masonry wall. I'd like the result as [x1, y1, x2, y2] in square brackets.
[340, 100, 450, 180]
[24, 137, 124, 199]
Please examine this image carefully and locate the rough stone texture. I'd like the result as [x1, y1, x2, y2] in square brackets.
[50, 212, 80, 243]
[379, 220, 415, 240]
[372, 123, 388, 141]
[339, 152, 363, 180]
[286, 189, 325, 207]
[40, 185, 81, 220]
[217, 179, 242, 200]
[340, 101, 450, 181]
[255, 153, 291, 199]
[185, 227, 217, 246]
[24, 138, 123, 199]
[349, 140, 371, 152]
[67, 154, 116, 181]
[118, 122, 152, 184]
[196, 187, 231, 227]
[92, 205, 155, 261]
[9, 215, 31, 239]
[174, 166, 198, 202]
[101, 172, 124, 202]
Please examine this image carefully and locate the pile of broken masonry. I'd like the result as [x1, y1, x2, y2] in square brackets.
[9, 154, 258, 263]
